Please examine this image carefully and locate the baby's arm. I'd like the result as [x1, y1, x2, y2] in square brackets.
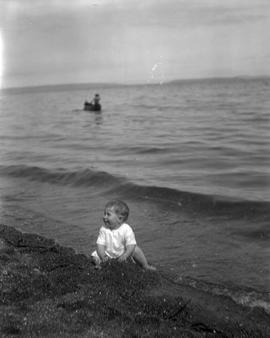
[96, 244, 107, 262]
[118, 244, 136, 262]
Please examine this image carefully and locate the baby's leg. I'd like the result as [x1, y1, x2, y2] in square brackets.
[132, 246, 156, 271]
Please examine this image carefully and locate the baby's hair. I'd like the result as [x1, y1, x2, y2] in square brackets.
[105, 200, 129, 222]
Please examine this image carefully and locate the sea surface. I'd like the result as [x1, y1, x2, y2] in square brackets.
[0, 77, 269, 313]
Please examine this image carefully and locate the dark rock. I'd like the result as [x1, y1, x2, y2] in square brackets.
[0, 224, 269, 337]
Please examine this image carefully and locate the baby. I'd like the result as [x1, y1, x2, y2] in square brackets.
[91, 200, 156, 270]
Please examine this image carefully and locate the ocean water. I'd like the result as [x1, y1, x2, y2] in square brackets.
[0, 77, 269, 312]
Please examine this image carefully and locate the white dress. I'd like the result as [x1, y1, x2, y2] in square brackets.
[92, 222, 136, 261]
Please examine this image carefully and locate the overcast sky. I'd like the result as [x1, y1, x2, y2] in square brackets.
[0, 0, 270, 88]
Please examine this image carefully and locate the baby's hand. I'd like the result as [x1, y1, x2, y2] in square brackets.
[101, 256, 109, 263]
[118, 254, 128, 262]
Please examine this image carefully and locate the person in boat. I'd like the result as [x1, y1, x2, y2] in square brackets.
[91, 93, 101, 109]
[84, 93, 101, 111]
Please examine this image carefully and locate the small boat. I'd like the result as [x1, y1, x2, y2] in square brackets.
[84, 101, 102, 112]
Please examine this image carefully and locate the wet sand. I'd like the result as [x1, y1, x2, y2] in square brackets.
[0, 224, 269, 337]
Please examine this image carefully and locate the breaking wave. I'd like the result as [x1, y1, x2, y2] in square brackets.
[1, 164, 269, 218]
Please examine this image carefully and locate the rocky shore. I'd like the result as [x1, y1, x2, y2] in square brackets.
[0, 224, 269, 337]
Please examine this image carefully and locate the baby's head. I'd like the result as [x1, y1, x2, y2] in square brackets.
[104, 200, 129, 223]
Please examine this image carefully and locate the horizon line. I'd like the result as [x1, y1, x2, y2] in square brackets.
[1, 74, 270, 92]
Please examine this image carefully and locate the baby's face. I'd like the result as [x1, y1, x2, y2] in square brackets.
[103, 207, 122, 230]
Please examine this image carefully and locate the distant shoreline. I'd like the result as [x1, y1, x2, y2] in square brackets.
[2, 75, 270, 94]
